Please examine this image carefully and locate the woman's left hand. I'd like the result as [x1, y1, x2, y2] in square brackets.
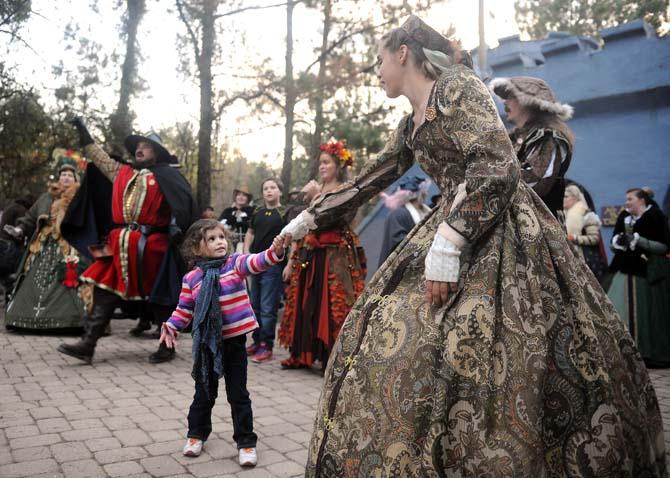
[425, 280, 457, 307]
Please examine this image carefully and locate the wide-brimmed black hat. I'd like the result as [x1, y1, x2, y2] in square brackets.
[124, 132, 178, 165]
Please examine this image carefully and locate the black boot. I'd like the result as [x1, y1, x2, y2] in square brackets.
[58, 341, 95, 364]
[149, 342, 175, 364]
[129, 319, 151, 337]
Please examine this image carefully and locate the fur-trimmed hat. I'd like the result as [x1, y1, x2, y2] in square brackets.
[490, 76, 574, 121]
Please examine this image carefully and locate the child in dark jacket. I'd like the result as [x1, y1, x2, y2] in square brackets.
[160, 218, 289, 467]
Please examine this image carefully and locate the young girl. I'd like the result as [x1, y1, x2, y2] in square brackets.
[159, 218, 289, 467]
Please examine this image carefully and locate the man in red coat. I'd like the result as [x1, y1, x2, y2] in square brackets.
[58, 118, 198, 364]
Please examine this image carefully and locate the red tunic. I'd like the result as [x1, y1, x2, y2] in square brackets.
[82, 165, 171, 300]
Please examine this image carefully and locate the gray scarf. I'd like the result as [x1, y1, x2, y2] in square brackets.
[191, 257, 226, 396]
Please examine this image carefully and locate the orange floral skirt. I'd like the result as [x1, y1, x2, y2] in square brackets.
[278, 228, 366, 368]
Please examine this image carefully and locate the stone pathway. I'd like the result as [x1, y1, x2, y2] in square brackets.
[1, 317, 670, 477]
[0, 318, 323, 478]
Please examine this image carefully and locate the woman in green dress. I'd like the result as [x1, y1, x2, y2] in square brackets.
[281, 15, 665, 478]
[4, 163, 91, 330]
[608, 187, 670, 368]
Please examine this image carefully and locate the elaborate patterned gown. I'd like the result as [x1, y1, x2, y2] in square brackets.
[6, 186, 91, 329]
[304, 65, 666, 477]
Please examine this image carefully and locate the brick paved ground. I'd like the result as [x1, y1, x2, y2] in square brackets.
[2, 314, 670, 478]
[0, 315, 323, 478]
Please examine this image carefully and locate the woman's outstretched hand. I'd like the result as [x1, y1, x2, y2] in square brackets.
[425, 280, 457, 308]
[159, 323, 179, 349]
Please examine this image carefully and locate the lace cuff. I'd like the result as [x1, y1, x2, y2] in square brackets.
[280, 210, 316, 240]
[425, 231, 461, 283]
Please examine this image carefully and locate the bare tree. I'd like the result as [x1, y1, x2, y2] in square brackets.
[175, 0, 293, 208]
[307, 0, 332, 179]
[280, 0, 296, 192]
[109, 0, 146, 154]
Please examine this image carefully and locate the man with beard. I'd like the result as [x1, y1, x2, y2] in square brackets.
[491, 76, 575, 217]
[57, 118, 198, 364]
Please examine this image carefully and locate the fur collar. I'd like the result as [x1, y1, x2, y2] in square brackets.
[51, 183, 80, 235]
[565, 202, 588, 236]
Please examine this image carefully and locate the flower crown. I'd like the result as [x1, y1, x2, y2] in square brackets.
[319, 140, 353, 168]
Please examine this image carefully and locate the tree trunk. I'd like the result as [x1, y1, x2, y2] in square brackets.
[308, 0, 332, 180]
[280, 0, 295, 192]
[109, 0, 145, 154]
[196, 0, 216, 209]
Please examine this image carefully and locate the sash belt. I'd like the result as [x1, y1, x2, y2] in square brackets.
[113, 223, 169, 298]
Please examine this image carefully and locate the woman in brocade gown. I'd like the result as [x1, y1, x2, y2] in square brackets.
[278, 141, 367, 370]
[280, 16, 666, 478]
[5, 163, 90, 330]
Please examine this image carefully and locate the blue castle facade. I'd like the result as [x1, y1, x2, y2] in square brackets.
[358, 19, 670, 275]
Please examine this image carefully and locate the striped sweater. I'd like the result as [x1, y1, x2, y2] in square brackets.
[167, 248, 283, 338]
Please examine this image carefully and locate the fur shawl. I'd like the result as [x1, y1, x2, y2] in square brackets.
[565, 202, 600, 236]
[50, 182, 80, 237]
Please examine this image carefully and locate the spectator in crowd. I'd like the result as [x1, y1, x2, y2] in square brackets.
[219, 187, 254, 253]
[0, 194, 33, 288]
[243, 178, 286, 363]
[378, 175, 431, 264]
[608, 187, 670, 368]
[201, 206, 216, 219]
[563, 184, 608, 283]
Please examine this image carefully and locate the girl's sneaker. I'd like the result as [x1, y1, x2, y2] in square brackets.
[183, 438, 203, 457]
[238, 447, 257, 467]
[251, 343, 272, 363]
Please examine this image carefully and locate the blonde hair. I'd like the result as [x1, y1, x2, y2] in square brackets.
[381, 27, 462, 80]
[565, 185, 588, 208]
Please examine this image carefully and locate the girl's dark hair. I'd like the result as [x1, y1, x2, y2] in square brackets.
[318, 151, 349, 183]
[181, 219, 230, 267]
[380, 28, 466, 80]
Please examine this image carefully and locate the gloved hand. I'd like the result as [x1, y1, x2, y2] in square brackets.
[66, 116, 94, 147]
[612, 233, 633, 251]
[3, 225, 23, 241]
[280, 209, 316, 241]
[425, 232, 460, 283]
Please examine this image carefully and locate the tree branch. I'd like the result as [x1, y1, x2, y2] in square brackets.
[304, 18, 395, 72]
[0, 27, 39, 55]
[214, 90, 266, 119]
[214, 0, 303, 18]
[175, 0, 201, 63]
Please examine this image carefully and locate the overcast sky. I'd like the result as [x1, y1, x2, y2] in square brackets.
[6, 0, 519, 167]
